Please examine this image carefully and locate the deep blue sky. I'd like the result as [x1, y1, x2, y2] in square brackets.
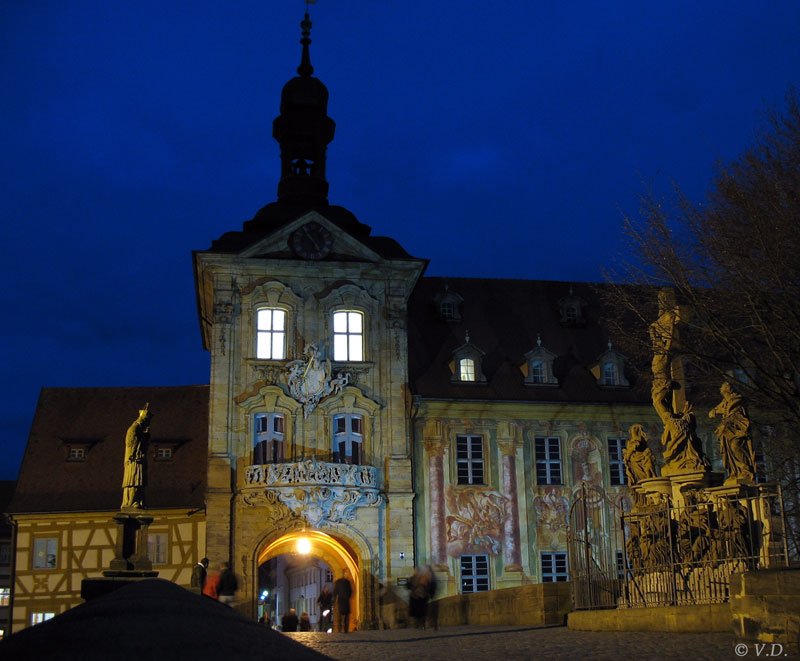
[2, 2, 799, 479]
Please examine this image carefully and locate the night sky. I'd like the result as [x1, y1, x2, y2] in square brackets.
[2, 2, 799, 479]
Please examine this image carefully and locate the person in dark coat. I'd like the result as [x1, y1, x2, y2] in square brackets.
[333, 571, 353, 633]
[190, 557, 209, 595]
[282, 608, 299, 632]
[299, 612, 312, 631]
[317, 584, 333, 632]
[217, 561, 238, 606]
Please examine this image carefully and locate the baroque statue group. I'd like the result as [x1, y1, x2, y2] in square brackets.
[620, 289, 764, 588]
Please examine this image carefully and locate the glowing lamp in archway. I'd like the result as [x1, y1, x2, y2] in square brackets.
[296, 537, 312, 555]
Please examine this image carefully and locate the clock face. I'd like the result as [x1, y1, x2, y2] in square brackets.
[290, 222, 333, 260]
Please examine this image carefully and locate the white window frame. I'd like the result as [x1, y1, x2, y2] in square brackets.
[332, 310, 364, 362]
[541, 551, 568, 582]
[147, 532, 169, 565]
[602, 361, 619, 385]
[67, 447, 86, 461]
[254, 412, 286, 464]
[460, 554, 490, 593]
[333, 413, 363, 464]
[535, 436, 562, 485]
[607, 436, 627, 486]
[32, 537, 58, 569]
[30, 612, 55, 626]
[459, 358, 476, 382]
[256, 307, 287, 360]
[456, 434, 484, 485]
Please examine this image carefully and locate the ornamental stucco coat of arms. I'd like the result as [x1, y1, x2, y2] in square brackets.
[287, 344, 349, 417]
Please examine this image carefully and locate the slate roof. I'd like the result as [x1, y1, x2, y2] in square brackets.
[408, 276, 650, 404]
[9, 386, 209, 515]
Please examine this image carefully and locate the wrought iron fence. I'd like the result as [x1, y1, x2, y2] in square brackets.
[569, 483, 790, 610]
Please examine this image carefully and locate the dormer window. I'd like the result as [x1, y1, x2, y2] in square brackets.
[151, 439, 186, 462]
[68, 447, 86, 462]
[61, 438, 100, 462]
[592, 341, 630, 389]
[433, 286, 464, 322]
[558, 287, 587, 327]
[450, 332, 486, 384]
[522, 335, 559, 386]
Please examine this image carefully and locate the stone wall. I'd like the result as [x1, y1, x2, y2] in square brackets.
[730, 568, 800, 655]
[382, 583, 571, 628]
[568, 603, 730, 632]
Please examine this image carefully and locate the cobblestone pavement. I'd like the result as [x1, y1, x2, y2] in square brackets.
[285, 625, 789, 661]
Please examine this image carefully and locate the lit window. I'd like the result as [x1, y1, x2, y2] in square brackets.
[460, 554, 490, 593]
[607, 437, 627, 486]
[30, 612, 55, 626]
[254, 413, 285, 464]
[33, 538, 57, 569]
[256, 308, 287, 360]
[334, 414, 363, 464]
[456, 435, 484, 485]
[67, 447, 86, 461]
[147, 532, 168, 565]
[541, 552, 568, 582]
[530, 359, 545, 384]
[0, 587, 9, 607]
[535, 436, 562, 485]
[333, 311, 364, 361]
[459, 358, 475, 382]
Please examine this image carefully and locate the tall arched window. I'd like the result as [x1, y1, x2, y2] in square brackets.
[332, 310, 364, 361]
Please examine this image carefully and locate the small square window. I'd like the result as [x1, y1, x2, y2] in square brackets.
[67, 447, 86, 461]
[460, 554, 490, 593]
[541, 552, 568, 582]
[155, 447, 173, 461]
[33, 538, 58, 569]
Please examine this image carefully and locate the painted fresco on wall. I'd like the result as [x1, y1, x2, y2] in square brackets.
[570, 433, 603, 492]
[532, 486, 569, 548]
[445, 486, 508, 556]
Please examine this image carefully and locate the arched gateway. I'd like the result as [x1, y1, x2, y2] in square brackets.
[256, 530, 361, 631]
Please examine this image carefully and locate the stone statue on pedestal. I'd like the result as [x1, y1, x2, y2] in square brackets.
[121, 403, 152, 510]
[709, 381, 757, 485]
[622, 424, 657, 486]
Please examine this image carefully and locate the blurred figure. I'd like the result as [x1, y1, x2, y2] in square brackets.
[217, 561, 238, 606]
[299, 611, 312, 631]
[282, 608, 299, 632]
[408, 565, 436, 629]
[202, 565, 220, 601]
[333, 570, 353, 633]
[317, 583, 333, 632]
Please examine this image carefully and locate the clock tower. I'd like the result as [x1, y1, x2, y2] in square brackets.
[193, 11, 426, 627]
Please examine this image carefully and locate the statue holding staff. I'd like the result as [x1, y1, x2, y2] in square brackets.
[121, 403, 152, 510]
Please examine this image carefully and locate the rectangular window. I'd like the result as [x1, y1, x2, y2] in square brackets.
[33, 537, 58, 569]
[0, 587, 9, 607]
[155, 446, 173, 461]
[147, 532, 168, 565]
[535, 436, 562, 485]
[30, 612, 55, 626]
[607, 437, 627, 486]
[256, 308, 287, 360]
[459, 358, 475, 382]
[333, 311, 364, 361]
[254, 413, 285, 464]
[334, 414, 363, 464]
[456, 434, 484, 485]
[460, 554, 490, 593]
[541, 552, 568, 582]
[615, 550, 629, 579]
[67, 447, 86, 461]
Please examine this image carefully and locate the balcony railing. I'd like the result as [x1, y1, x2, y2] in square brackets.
[244, 457, 379, 490]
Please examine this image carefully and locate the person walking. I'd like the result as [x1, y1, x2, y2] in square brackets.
[282, 608, 299, 632]
[217, 561, 238, 606]
[202, 565, 220, 601]
[333, 571, 353, 633]
[191, 557, 209, 595]
[317, 584, 333, 632]
[299, 612, 312, 631]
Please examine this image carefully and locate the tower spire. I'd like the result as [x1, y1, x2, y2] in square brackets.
[297, 11, 313, 77]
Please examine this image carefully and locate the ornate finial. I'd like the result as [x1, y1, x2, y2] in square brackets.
[569, 285, 574, 297]
[465, 331, 470, 344]
[297, 11, 314, 77]
[537, 333, 542, 347]
[607, 340, 613, 351]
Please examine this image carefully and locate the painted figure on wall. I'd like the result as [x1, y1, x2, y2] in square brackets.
[121, 403, 152, 510]
[532, 487, 569, 548]
[708, 381, 757, 485]
[445, 487, 507, 556]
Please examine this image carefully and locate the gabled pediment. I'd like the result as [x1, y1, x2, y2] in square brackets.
[239, 211, 383, 263]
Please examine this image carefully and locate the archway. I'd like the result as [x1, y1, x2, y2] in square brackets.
[256, 530, 360, 631]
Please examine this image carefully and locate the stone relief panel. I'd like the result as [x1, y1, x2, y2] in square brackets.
[445, 486, 509, 557]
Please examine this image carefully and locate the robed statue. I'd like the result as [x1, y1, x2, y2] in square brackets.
[649, 289, 709, 475]
[121, 403, 152, 510]
[622, 424, 658, 486]
[708, 381, 757, 485]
